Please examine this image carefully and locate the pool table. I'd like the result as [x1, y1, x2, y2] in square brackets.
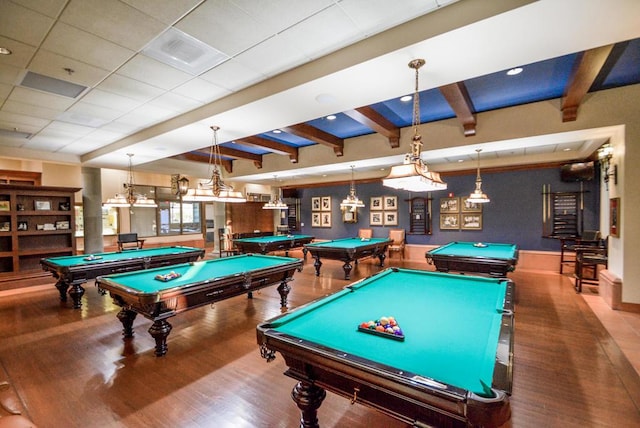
[257, 267, 514, 428]
[96, 254, 303, 356]
[40, 246, 205, 308]
[303, 237, 392, 279]
[426, 241, 519, 277]
[233, 234, 314, 256]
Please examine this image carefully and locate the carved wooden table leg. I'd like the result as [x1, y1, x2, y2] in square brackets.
[291, 380, 326, 428]
[148, 319, 172, 357]
[116, 308, 137, 338]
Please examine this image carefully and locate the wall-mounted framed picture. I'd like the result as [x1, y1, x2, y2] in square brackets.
[461, 197, 483, 212]
[610, 197, 620, 237]
[312, 212, 321, 227]
[17, 221, 28, 231]
[0, 201, 9, 211]
[440, 197, 459, 213]
[383, 196, 397, 210]
[321, 196, 331, 211]
[370, 196, 383, 210]
[440, 214, 460, 230]
[370, 211, 383, 226]
[321, 212, 332, 227]
[384, 211, 398, 226]
[461, 214, 482, 230]
[311, 197, 321, 211]
[35, 200, 51, 211]
[342, 209, 357, 223]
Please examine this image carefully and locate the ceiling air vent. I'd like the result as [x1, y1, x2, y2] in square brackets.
[20, 71, 87, 98]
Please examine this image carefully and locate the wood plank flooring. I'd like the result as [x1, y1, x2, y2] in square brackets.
[0, 251, 639, 427]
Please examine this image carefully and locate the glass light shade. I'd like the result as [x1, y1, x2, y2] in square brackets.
[467, 187, 490, 203]
[383, 163, 447, 192]
[263, 199, 288, 209]
[103, 194, 130, 208]
[182, 187, 218, 202]
[215, 190, 247, 203]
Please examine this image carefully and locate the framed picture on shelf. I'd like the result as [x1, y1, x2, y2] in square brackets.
[370, 211, 383, 226]
[17, 221, 28, 231]
[610, 197, 620, 237]
[321, 212, 332, 227]
[59, 202, 71, 211]
[35, 200, 51, 211]
[312, 212, 321, 227]
[0, 201, 9, 211]
[461, 197, 483, 212]
[0, 222, 10, 232]
[311, 197, 321, 211]
[440, 214, 460, 230]
[383, 196, 397, 210]
[440, 197, 459, 213]
[461, 214, 482, 230]
[55, 220, 70, 230]
[370, 196, 383, 210]
[321, 196, 331, 211]
[384, 211, 398, 226]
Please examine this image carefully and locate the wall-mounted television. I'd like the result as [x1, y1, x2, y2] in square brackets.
[560, 161, 595, 182]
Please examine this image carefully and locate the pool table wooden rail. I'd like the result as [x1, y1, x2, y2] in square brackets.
[304, 238, 392, 279]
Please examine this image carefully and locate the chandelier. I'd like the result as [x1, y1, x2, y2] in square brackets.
[104, 153, 157, 208]
[340, 165, 365, 211]
[263, 176, 288, 210]
[383, 59, 447, 192]
[466, 149, 490, 204]
[183, 126, 246, 203]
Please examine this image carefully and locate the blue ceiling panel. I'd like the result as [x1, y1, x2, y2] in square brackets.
[224, 142, 269, 155]
[257, 132, 316, 148]
[466, 53, 578, 112]
[601, 38, 640, 88]
[372, 88, 455, 127]
[306, 113, 373, 138]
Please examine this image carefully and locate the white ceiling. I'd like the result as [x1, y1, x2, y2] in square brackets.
[1, 0, 639, 184]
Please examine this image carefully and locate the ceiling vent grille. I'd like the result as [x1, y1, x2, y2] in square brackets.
[20, 71, 87, 98]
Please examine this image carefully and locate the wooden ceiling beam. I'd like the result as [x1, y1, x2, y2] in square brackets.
[562, 44, 614, 122]
[235, 136, 299, 163]
[343, 106, 400, 148]
[281, 123, 344, 156]
[439, 81, 476, 136]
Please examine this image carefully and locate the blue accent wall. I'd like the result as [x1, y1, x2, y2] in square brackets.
[298, 166, 599, 251]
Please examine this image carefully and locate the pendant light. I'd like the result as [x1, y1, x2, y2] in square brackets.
[104, 153, 157, 208]
[340, 165, 365, 211]
[466, 148, 490, 203]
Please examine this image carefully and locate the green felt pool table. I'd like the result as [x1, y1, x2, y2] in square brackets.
[233, 234, 314, 256]
[303, 237, 393, 279]
[96, 254, 303, 356]
[426, 241, 519, 277]
[257, 267, 514, 428]
[40, 246, 205, 308]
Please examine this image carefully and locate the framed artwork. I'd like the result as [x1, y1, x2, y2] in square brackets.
[384, 211, 398, 226]
[35, 200, 51, 211]
[440, 197, 459, 213]
[0, 201, 9, 211]
[370, 211, 383, 226]
[0, 222, 9, 232]
[55, 220, 70, 230]
[321, 196, 331, 211]
[311, 212, 321, 227]
[342, 210, 357, 223]
[610, 197, 620, 237]
[383, 196, 397, 210]
[440, 214, 460, 230]
[311, 197, 321, 211]
[461, 197, 483, 212]
[59, 202, 71, 211]
[17, 221, 28, 231]
[370, 196, 383, 210]
[461, 214, 482, 230]
[321, 212, 332, 227]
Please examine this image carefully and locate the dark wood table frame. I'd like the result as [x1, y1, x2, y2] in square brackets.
[233, 235, 314, 256]
[304, 238, 392, 280]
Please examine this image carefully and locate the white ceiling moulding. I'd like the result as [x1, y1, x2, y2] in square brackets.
[19, 71, 88, 98]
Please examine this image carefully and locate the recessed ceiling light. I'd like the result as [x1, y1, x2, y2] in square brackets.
[272, 129, 282, 134]
[400, 95, 412, 102]
[0, 47, 11, 55]
[506, 67, 523, 76]
[563, 147, 571, 151]
[458, 159, 464, 162]
[326, 115, 336, 120]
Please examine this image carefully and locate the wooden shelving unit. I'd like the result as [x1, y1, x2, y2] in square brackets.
[406, 197, 432, 235]
[0, 184, 80, 290]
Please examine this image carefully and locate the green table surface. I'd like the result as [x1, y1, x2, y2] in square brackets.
[266, 268, 510, 395]
[304, 237, 390, 249]
[42, 246, 203, 267]
[429, 241, 518, 260]
[99, 254, 300, 293]
[233, 234, 314, 243]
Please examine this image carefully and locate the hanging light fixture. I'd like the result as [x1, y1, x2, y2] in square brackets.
[263, 176, 288, 210]
[183, 126, 246, 203]
[340, 165, 365, 211]
[104, 153, 158, 208]
[466, 148, 490, 204]
[383, 59, 447, 192]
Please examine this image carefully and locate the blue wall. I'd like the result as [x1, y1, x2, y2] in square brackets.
[297, 166, 599, 251]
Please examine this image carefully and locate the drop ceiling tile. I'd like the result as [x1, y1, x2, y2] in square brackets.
[338, 0, 440, 32]
[82, 128, 127, 144]
[148, 92, 203, 113]
[81, 89, 143, 113]
[42, 22, 135, 71]
[0, 111, 51, 128]
[60, 0, 166, 51]
[0, 120, 42, 135]
[0, 36, 37, 68]
[42, 121, 95, 137]
[100, 120, 143, 135]
[0, 64, 23, 86]
[0, 83, 10, 101]
[23, 135, 70, 151]
[62, 101, 125, 125]
[29, 50, 110, 88]
[199, 59, 266, 91]
[172, 78, 230, 103]
[56, 139, 108, 154]
[0, 1, 54, 46]
[121, 0, 202, 25]
[16, 0, 68, 18]
[233, 33, 311, 78]
[2, 99, 62, 120]
[116, 105, 176, 127]
[8, 86, 76, 110]
[97, 74, 165, 102]
[117, 55, 193, 90]
[232, 0, 335, 33]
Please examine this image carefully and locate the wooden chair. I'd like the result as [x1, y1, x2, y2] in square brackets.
[117, 233, 144, 251]
[387, 229, 406, 260]
[560, 230, 601, 273]
[574, 242, 607, 293]
[217, 228, 237, 257]
[358, 228, 373, 239]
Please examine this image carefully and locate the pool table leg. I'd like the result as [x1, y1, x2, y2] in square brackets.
[149, 319, 172, 357]
[312, 257, 322, 276]
[54, 279, 69, 303]
[291, 380, 326, 428]
[277, 277, 292, 307]
[342, 261, 353, 280]
[377, 252, 386, 267]
[117, 309, 137, 338]
[68, 284, 85, 309]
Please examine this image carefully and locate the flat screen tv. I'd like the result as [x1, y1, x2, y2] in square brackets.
[560, 161, 594, 182]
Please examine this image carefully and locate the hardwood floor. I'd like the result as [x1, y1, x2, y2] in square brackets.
[1, 251, 639, 427]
